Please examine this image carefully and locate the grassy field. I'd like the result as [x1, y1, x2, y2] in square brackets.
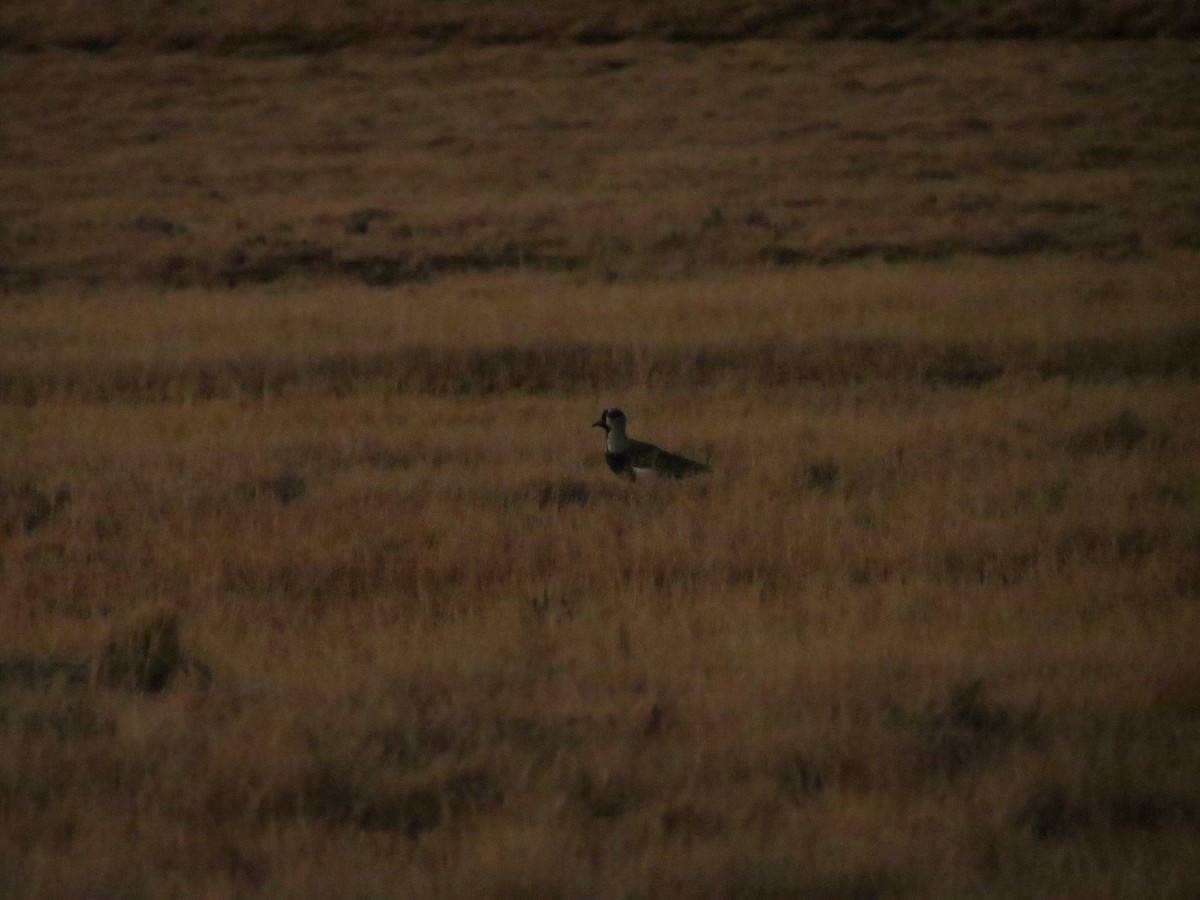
[1, 25, 1200, 900]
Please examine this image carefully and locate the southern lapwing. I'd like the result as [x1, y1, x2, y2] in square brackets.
[592, 408, 711, 482]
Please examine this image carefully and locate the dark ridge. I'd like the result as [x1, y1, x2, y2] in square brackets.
[1015, 785, 1200, 840]
[0, 655, 89, 687]
[1038, 329, 1200, 380]
[0, 1, 1197, 54]
[0, 264, 45, 294]
[759, 224, 1144, 269]
[159, 244, 586, 289]
[8, 220, 1177, 296]
[0, 332, 1194, 405]
[58, 34, 121, 53]
[0, 340, 997, 404]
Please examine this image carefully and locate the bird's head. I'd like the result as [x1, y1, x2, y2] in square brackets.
[592, 408, 626, 433]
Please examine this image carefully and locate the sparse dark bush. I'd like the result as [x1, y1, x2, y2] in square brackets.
[1015, 786, 1089, 839]
[236, 473, 307, 505]
[98, 605, 182, 693]
[0, 478, 70, 536]
[1067, 409, 1149, 454]
[803, 461, 839, 490]
[904, 678, 1041, 780]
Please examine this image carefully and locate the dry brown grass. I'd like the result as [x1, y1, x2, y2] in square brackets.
[3, 41, 1199, 297]
[1, 33, 1199, 900]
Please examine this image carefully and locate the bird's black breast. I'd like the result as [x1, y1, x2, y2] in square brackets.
[605, 451, 634, 479]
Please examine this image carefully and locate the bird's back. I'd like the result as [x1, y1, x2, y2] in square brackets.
[626, 437, 710, 479]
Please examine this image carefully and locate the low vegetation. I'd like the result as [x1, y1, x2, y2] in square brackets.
[1, 17, 1198, 900]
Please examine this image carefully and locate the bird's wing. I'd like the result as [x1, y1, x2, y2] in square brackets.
[630, 439, 710, 478]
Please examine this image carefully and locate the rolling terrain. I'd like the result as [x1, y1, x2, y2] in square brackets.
[1, 19, 1199, 899]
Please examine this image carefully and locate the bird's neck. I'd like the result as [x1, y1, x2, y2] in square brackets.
[607, 426, 630, 453]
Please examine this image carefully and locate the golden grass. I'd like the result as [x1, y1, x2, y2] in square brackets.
[3, 267, 1198, 897]
[1, 37, 1199, 899]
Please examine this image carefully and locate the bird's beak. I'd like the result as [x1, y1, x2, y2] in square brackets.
[592, 416, 606, 429]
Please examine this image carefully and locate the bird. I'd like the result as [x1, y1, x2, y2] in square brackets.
[592, 408, 711, 482]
